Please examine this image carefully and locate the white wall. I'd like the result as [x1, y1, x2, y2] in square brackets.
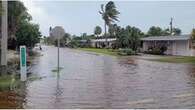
[172, 40, 190, 56]
[142, 40, 192, 56]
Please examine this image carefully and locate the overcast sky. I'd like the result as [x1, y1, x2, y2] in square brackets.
[22, 0, 195, 36]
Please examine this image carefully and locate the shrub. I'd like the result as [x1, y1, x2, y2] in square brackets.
[145, 46, 167, 55]
[149, 48, 161, 55]
[118, 48, 136, 55]
[67, 40, 79, 48]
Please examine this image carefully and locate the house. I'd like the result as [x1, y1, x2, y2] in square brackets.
[91, 38, 116, 48]
[141, 35, 193, 56]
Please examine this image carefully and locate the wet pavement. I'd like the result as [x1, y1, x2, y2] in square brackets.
[2, 45, 195, 108]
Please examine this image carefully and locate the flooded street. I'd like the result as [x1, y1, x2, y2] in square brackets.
[6, 45, 195, 108]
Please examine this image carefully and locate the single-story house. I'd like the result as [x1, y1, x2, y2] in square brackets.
[91, 38, 117, 48]
[141, 35, 193, 56]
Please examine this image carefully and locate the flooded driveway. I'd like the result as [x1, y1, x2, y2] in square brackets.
[7, 46, 195, 108]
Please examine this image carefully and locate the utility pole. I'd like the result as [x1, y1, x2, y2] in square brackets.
[1, 1, 8, 70]
[170, 17, 173, 35]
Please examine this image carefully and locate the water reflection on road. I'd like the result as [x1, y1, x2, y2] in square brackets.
[19, 46, 195, 108]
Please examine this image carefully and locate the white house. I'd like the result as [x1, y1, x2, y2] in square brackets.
[141, 35, 193, 56]
[91, 38, 117, 48]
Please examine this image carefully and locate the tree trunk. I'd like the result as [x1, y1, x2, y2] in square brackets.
[0, 1, 8, 75]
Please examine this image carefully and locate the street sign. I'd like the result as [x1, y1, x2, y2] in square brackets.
[20, 46, 27, 81]
[51, 26, 65, 39]
[51, 26, 65, 72]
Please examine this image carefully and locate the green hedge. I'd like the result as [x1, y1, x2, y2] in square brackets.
[118, 48, 136, 55]
[145, 46, 167, 55]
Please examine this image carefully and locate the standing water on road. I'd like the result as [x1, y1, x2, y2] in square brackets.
[2, 45, 195, 109]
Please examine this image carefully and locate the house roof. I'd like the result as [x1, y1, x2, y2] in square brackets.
[91, 38, 117, 42]
[141, 35, 191, 41]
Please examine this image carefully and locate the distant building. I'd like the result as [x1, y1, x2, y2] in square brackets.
[91, 38, 116, 48]
[141, 35, 193, 56]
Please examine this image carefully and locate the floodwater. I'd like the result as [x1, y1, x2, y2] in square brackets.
[2, 45, 195, 108]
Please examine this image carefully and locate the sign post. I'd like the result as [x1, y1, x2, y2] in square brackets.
[51, 26, 65, 72]
[57, 36, 60, 72]
[20, 46, 27, 81]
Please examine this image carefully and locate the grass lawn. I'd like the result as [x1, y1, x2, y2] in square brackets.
[0, 75, 20, 91]
[78, 48, 195, 64]
[77, 48, 119, 56]
[152, 56, 195, 64]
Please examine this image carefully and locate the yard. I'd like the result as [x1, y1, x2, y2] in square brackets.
[150, 56, 195, 64]
[77, 48, 119, 56]
[78, 48, 195, 64]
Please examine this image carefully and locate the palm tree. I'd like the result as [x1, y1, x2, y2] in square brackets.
[116, 25, 143, 50]
[191, 28, 195, 40]
[99, 1, 120, 47]
[108, 24, 118, 37]
[147, 26, 163, 36]
[94, 26, 102, 38]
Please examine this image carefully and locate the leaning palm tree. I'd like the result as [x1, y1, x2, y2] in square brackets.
[99, 1, 120, 48]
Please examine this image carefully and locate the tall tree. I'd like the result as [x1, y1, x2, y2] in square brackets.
[94, 26, 102, 38]
[147, 26, 163, 36]
[81, 33, 87, 39]
[147, 26, 182, 37]
[54, 33, 71, 47]
[0, 1, 32, 49]
[99, 1, 120, 47]
[116, 25, 143, 50]
[16, 21, 41, 48]
[8, 1, 31, 38]
[129, 26, 143, 51]
[172, 28, 182, 35]
[164, 28, 182, 35]
[191, 28, 195, 40]
[108, 24, 118, 37]
[162, 28, 170, 36]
